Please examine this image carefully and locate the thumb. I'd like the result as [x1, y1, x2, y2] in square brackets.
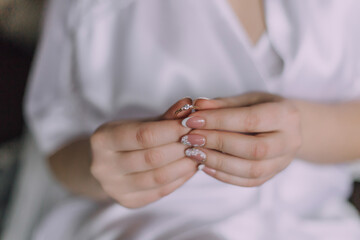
[161, 97, 193, 120]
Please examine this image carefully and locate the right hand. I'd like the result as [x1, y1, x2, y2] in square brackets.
[90, 98, 198, 208]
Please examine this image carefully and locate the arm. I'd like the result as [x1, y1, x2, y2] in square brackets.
[48, 138, 109, 200]
[294, 100, 360, 163]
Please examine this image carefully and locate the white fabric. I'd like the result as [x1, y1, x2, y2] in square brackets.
[25, 0, 360, 239]
[1, 133, 69, 240]
[351, 159, 360, 181]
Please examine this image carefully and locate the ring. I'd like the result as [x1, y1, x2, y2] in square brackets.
[175, 104, 198, 115]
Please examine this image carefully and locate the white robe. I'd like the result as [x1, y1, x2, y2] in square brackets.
[25, 0, 360, 239]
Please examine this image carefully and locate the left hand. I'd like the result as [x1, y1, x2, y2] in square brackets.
[181, 92, 302, 187]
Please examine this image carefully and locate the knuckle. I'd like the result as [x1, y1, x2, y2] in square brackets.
[90, 163, 101, 178]
[122, 204, 138, 209]
[284, 101, 298, 113]
[292, 114, 301, 131]
[136, 126, 156, 148]
[244, 108, 260, 132]
[101, 184, 114, 196]
[214, 154, 225, 171]
[118, 198, 140, 209]
[284, 102, 300, 121]
[117, 193, 152, 209]
[90, 158, 106, 179]
[157, 186, 173, 198]
[250, 140, 269, 160]
[144, 149, 164, 168]
[214, 116, 223, 129]
[244, 179, 266, 187]
[132, 174, 150, 189]
[215, 134, 225, 152]
[292, 135, 302, 152]
[295, 135, 303, 149]
[153, 170, 169, 185]
[241, 179, 254, 187]
[183, 159, 197, 170]
[90, 127, 107, 150]
[249, 162, 265, 179]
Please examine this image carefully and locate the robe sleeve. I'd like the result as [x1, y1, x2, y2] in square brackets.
[25, 0, 89, 155]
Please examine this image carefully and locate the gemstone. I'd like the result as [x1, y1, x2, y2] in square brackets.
[183, 104, 191, 110]
[185, 148, 206, 162]
[181, 135, 191, 146]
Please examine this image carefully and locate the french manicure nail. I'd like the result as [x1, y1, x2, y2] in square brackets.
[202, 166, 216, 175]
[185, 148, 207, 163]
[181, 96, 192, 99]
[198, 164, 205, 171]
[194, 97, 211, 105]
[181, 135, 206, 147]
[182, 117, 205, 128]
[195, 97, 210, 101]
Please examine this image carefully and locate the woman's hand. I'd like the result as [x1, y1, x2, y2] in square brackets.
[90, 99, 198, 208]
[181, 93, 302, 187]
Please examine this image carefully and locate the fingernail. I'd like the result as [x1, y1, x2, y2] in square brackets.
[202, 166, 216, 175]
[198, 164, 205, 171]
[195, 97, 211, 101]
[181, 96, 192, 100]
[194, 97, 211, 105]
[181, 134, 206, 147]
[185, 148, 207, 163]
[182, 116, 205, 128]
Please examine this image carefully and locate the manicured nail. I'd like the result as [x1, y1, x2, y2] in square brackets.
[181, 135, 206, 147]
[202, 166, 216, 175]
[194, 97, 211, 105]
[195, 97, 210, 101]
[198, 164, 205, 171]
[181, 96, 192, 99]
[181, 116, 205, 128]
[185, 148, 207, 163]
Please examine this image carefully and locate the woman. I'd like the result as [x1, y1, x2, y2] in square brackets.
[26, 0, 360, 239]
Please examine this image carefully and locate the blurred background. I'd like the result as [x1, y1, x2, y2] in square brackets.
[0, 0, 359, 239]
[0, 0, 45, 236]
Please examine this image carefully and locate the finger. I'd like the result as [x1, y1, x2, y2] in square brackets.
[114, 171, 196, 209]
[92, 119, 190, 151]
[116, 143, 187, 173]
[202, 167, 277, 188]
[195, 92, 282, 110]
[184, 102, 285, 132]
[187, 130, 288, 160]
[162, 97, 193, 120]
[193, 98, 221, 110]
[191, 147, 287, 179]
[119, 157, 197, 193]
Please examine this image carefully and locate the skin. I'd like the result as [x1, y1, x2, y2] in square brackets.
[50, 98, 197, 206]
[90, 102, 198, 208]
[50, 92, 360, 207]
[47, 2, 360, 208]
[184, 93, 360, 187]
[227, 0, 266, 45]
[186, 93, 302, 187]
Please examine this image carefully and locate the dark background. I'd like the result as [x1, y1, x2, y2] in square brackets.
[0, 36, 34, 234]
[0, 37, 32, 145]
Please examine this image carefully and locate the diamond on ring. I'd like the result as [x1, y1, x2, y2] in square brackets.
[175, 104, 198, 115]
